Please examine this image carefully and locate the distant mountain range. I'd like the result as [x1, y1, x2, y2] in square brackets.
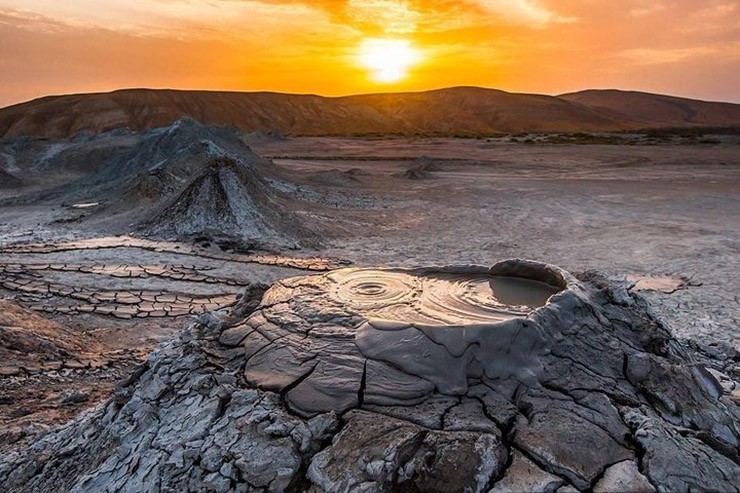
[1, 87, 739, 139]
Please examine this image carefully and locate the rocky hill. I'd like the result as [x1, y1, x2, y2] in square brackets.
[560, 89, 740, 128]
[2, 87, 739, 139]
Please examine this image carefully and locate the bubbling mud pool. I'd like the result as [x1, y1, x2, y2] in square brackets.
[243, 261, 578, 412]
[332, 264, 570, 391]
[329, 268, 563, 326]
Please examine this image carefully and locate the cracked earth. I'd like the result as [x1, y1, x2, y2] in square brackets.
[1, 261, 737, 492]
[1, 133, 738, 492]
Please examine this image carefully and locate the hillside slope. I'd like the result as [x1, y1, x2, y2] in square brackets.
[1, 87, 739, 139]
[560, 89, 740, 128]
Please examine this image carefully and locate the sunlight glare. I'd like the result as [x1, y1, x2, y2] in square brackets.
[357, 38, 422, 83]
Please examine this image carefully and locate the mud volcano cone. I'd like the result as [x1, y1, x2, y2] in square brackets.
[1, 260, 738, 493]
[140, 155, 310, 246]
[393, 165, 433, 180]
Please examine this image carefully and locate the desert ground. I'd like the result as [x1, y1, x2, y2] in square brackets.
[258, 136, 740, 346]
[0, 126, 738, 490]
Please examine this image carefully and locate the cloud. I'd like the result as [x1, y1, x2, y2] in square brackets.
[348, 0, 421, 33]
[0, 9, 69, 33]
[0, 0, 342, 40]
[693, 2, 738, 19]
[237, 0, 577, 33]
[472, 0, 577, 26]
[0, 0, 581, 44]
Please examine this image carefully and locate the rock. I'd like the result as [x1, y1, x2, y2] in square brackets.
[443, 398, 500, 435]
[514, 408, 632, 490]
[406, 430, 507, 493]
[489, 451, 563, 493]
[625, 353, 738, 450]
[731, 389, 740, 405]
[555, 486, 579, 493]
[707, 368, 736, 393]
[695, 340, 737, 361]
[60, 391, 89, 406]
[307, 410, 426, 491]
[593, 460, 655, 493]
[623, 409, 740, 492]
[308, 410, 507, 493]
[0, 260, 738, 492]
[363, 394, 458, 429]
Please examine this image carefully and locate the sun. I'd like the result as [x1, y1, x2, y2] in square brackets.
[357, 38, 422, 83]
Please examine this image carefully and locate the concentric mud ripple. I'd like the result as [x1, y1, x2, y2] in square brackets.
[416, 274, 530, 324]
[328, 268, 562, 325]
[328, 269, 421, 315]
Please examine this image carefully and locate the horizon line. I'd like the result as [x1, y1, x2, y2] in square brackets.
[3, 84, 740, 111]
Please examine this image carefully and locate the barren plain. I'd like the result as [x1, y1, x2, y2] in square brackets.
[254, 136, 739, 347]
[0, 125, 738, 491]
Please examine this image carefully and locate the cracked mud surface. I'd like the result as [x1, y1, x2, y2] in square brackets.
[1, 130, 738, 492]
[0, 237, 345, 348]
[0, 236, 347, 271]
[1, 260, 738, 492]
[0, 236, 349, 444]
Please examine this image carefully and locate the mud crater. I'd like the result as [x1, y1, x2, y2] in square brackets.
[329, 266, 564, 326]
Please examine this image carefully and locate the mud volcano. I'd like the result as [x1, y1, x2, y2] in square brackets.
[139, 155, 312, 247]
[1, 260, 738, 493]
[247, 262, 568, 415]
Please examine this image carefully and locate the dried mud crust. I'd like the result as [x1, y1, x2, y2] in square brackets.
[0, 262, 237, 320]
[0, 300, 147, 452]
[0, 236, 348, 271]
[0, 237, 352, 451]
[0, 260, 738, 493]
[0, 237, 349, 327]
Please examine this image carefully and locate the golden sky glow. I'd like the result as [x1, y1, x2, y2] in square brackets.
[0, 0, 739, 107]
[357, 38, 422, 82]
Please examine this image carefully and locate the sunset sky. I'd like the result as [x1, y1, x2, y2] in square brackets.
[1, 0, 739, 107]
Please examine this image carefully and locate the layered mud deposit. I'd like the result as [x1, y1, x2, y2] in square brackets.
[1, 259, 738, 492]
[0, 236, 346, 271]
[0, 237, 347, 325]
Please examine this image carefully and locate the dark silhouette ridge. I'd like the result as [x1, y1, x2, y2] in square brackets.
[2, 86, 740, 139]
